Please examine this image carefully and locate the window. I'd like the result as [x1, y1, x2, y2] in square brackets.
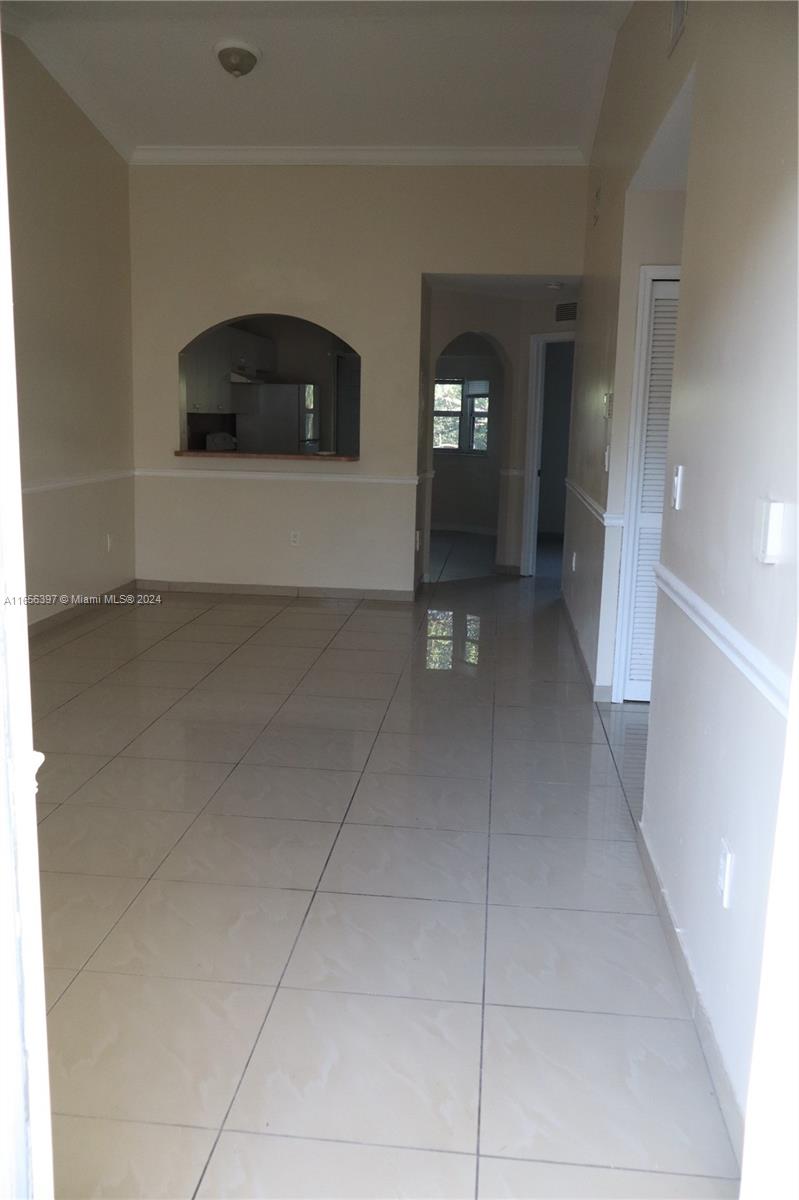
[433, 379, 490, 452]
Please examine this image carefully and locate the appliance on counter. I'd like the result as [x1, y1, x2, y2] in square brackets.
[186, 381, 318, 454]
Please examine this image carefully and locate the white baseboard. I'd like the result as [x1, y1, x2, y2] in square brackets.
[636, 828, 745, 1164]
[135, 579, 416, 602]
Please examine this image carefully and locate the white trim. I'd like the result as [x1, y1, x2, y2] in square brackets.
[612, 265, 680, 703]
[654, 563, 790, 717]
[0, 41, 54, 1195]
[130, 144, 586, 168]
[22, 468, 419, 491]
[520, 333, 577, 576]
[499, 468, 524, 478]
[21, 469, 133, 495]
[135, 468, 419, 485]
[564, 478, 624, 527]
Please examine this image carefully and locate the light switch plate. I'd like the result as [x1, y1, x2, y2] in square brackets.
[671, 464, 684, 510]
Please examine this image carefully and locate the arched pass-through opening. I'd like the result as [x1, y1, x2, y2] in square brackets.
[178, 313, 361, 458]
[429, 331, 504, 582]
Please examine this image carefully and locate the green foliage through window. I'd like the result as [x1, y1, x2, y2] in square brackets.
[433, 378, 490, 452]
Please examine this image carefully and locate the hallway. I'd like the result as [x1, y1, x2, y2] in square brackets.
[33, 576, 739, 1199]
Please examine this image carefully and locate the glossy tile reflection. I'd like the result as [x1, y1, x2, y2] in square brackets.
[33, 579, 735, 1200]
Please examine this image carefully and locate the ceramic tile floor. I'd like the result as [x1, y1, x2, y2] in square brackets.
[32, 577, 740, 1199]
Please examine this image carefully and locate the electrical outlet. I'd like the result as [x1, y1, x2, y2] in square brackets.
[717, 839, 734, 910]
[571, 551, 577, 573]
[289, 530, 300, 547]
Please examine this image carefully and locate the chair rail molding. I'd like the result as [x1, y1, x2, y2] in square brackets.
[21, 470, 133, 494]
[654, 563, 790, 717]
[134, 468, 420, 486]
[565, 477, 624, 527]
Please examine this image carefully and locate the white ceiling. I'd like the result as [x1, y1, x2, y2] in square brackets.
[2, 1, 631, 164]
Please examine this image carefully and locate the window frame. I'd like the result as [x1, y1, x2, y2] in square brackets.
[433, 378, 490, 454]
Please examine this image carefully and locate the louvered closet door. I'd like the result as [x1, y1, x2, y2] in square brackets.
[623, 279, 679, 700]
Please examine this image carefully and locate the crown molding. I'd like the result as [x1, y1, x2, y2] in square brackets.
[130, 144, 586, 168]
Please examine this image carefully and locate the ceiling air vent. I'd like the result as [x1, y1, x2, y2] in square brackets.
[556, 301, 577, 323]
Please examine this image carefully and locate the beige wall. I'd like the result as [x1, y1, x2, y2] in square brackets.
[129, 167, 585, 592]
[2, 36, 134, 621]
[566, 0, 797, 1127]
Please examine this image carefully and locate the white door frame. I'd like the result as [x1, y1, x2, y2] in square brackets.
[520, 332, 575, 577]
[611, 265, 680, 702]
[0, 51, 53, 1200]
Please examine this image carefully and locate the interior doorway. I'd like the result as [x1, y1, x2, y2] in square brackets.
[430, 332, 503, 582]
[521, 334, 575, 578]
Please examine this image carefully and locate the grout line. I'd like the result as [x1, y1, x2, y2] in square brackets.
[189, 595, 414, 1198]
[473, 628, 497, 1199]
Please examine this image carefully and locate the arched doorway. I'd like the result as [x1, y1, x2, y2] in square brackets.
[430, 332, 504, 581]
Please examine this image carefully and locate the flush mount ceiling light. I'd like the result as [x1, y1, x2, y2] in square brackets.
[215, 40, 261, 78]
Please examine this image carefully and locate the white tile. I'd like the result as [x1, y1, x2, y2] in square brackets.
[49, 971, 272, 1126]
[38, 807, 194, 877]
[317, 647, 408, 674]
[45, 967, 77, 1011]
[349, 772, 490, 831]
[138, 640, 234, 665]
[322, 824, 487, 902]
[330, 630, 414, 652]
[490, 781, 634, 840]
[166, 690, 285, 724]
[168, 622, 255, 645]
[199, 1133, 474, 1200]
[246, 625, 335, 648]
[492, 740, 618, 787]
[40, 873, 143, 968]
[225, 644, 322, 670]
[285, 892, 485, 1001]
[477, 1157, 739, 1198]
[480, 1006, 738, 1176]
[157, 814, 338, 888]
[367, 731, 491, 779]
[124, 717, 265, 763]
[30, 680, 86, 720]
[485, 906, 688, 1016]
[52, 1115, 214, 1200]
[89, 880, 310, 984]
[36, 753, 110, 804]
[103, 660, 214, 689]
[210, 764, 358, 821]
[298, 667, 399, 699]
[269, 693, 388, 731]
[382, 697, 492, 738]
[30, 655, 120, 684]
[227, 989, 481, 1152]
[67, 757, 232, 812]
[493, 704, 606, 744]
[489, 834, 655, 913]
[197, 662, 306, 694]
[244, 726, 376, 771]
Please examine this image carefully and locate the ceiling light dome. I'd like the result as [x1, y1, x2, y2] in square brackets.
[215, 40, 260, 78]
